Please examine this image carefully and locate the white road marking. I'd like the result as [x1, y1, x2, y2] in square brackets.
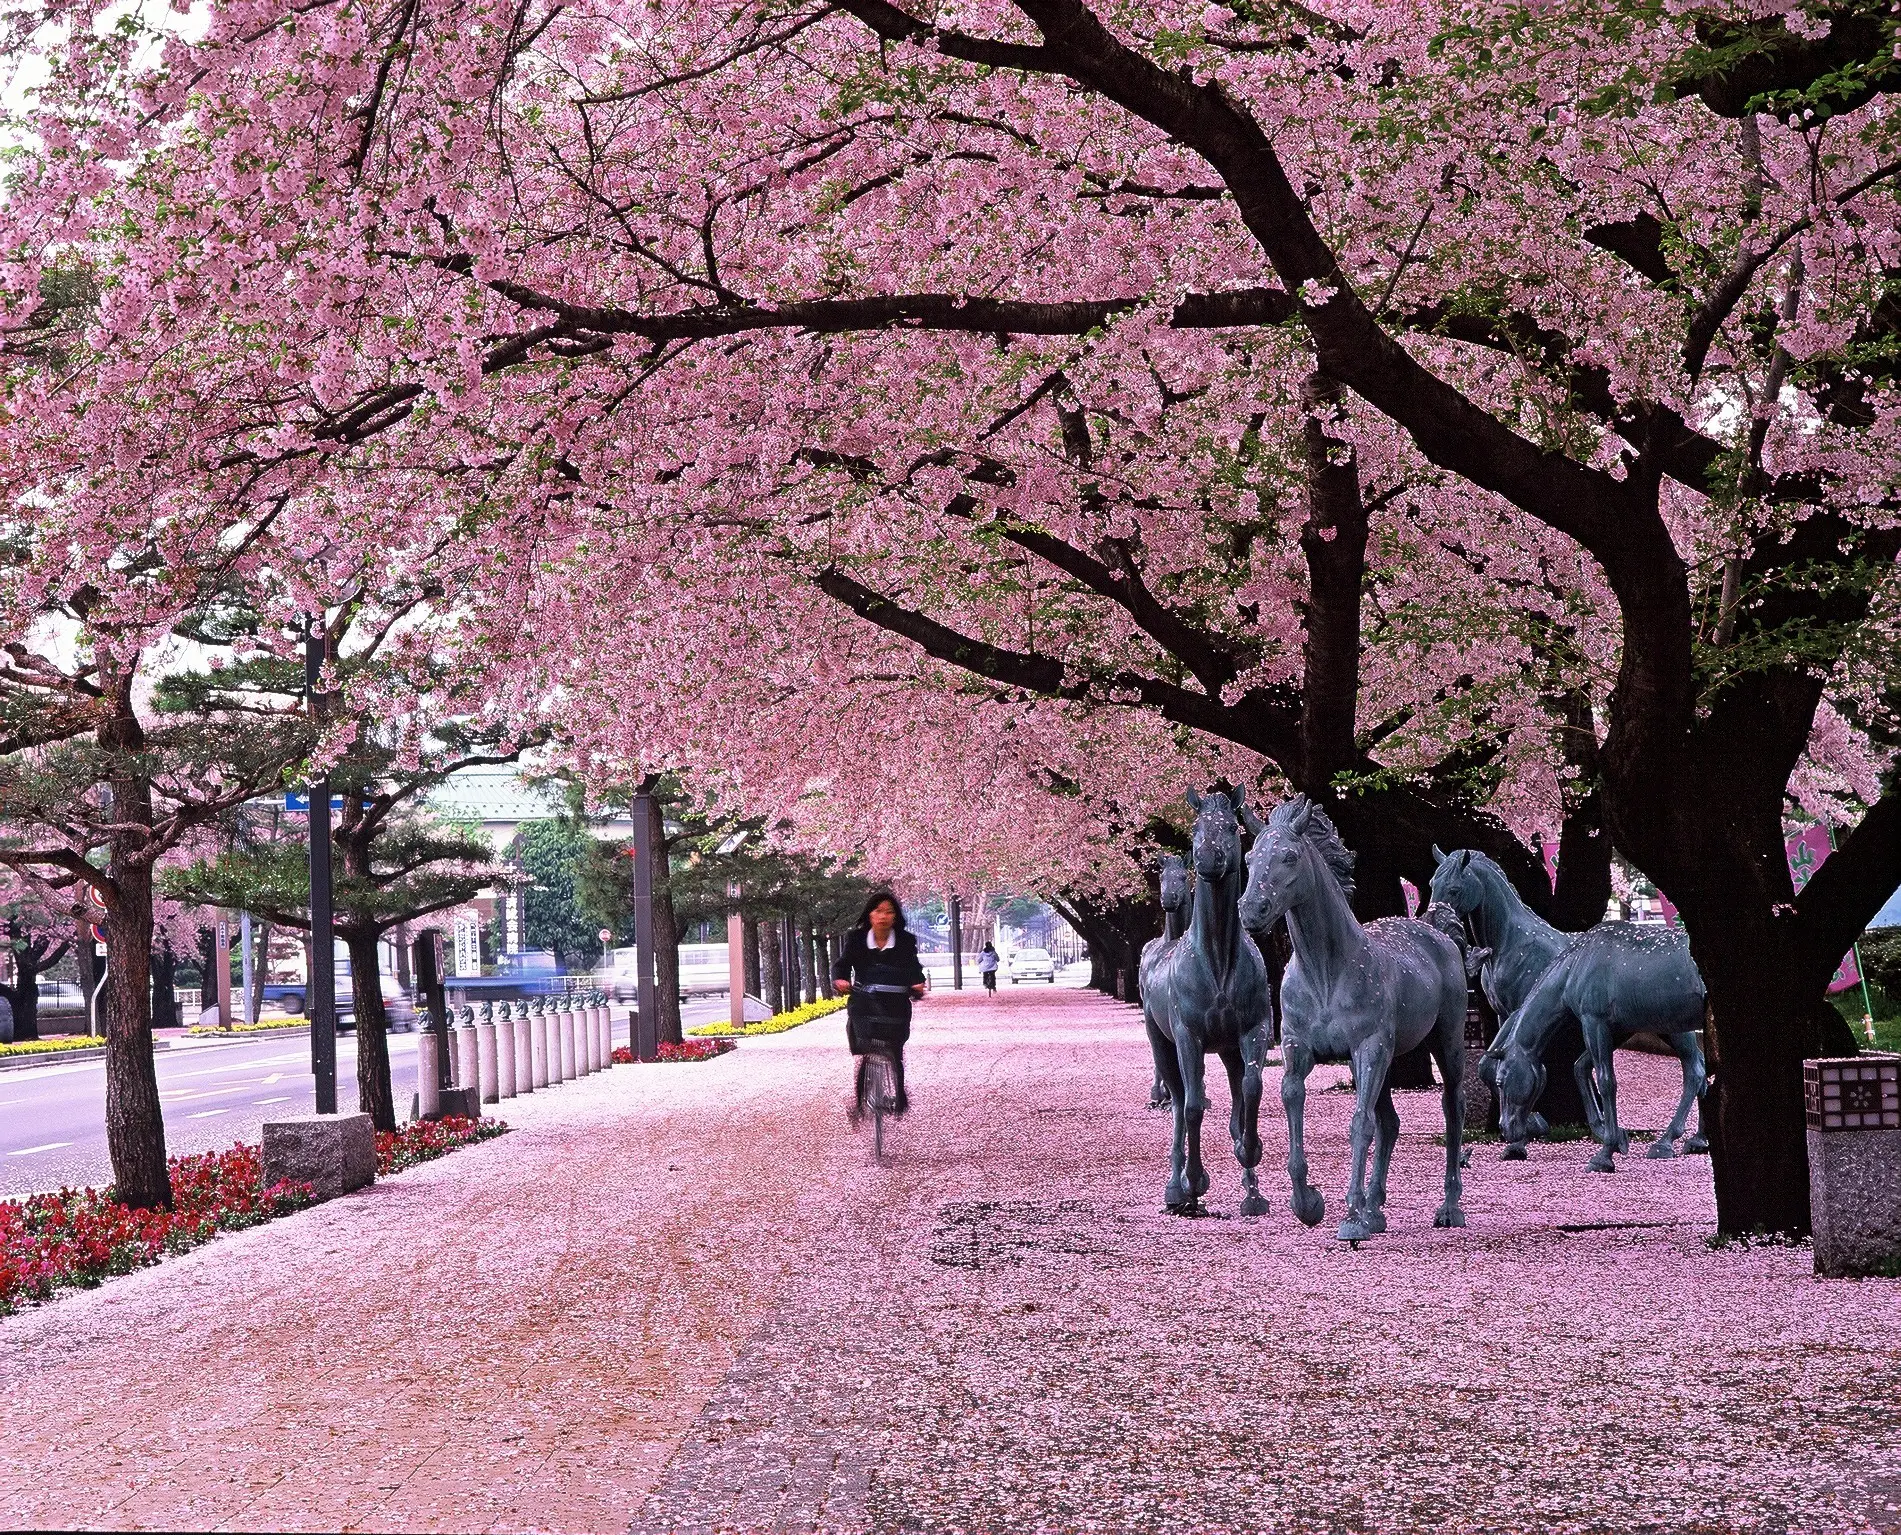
[185, 1109, 226, 1119]
[260, 1073, 283, 1085]
[254, 1096, 290, 1106]
[7, 1142, 71, 1156]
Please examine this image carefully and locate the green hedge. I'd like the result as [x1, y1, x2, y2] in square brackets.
[689, 996, 847, 1038]
[184, 1018, 307, 1037]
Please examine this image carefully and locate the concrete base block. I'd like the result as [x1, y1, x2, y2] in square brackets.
[1809, 1125, 1901, 1277]
[431, 1085, 481, 1122]
[262, 1113, 375, 1203]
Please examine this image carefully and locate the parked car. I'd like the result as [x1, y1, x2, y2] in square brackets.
[36, 980, 85, 1012]
[1008, 947, 1056, 984]
[250, 978, 417, 1033]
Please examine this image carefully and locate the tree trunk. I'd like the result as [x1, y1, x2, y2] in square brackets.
[798, 920, 818, 1005]
[344, 927, 397, 1132]
[1549, 690, 1614, 931]
[150, 943, 178, 1031]
[75, 914, 99, 1028]
[100, 670, 171, 1210]
[650, 798, 683, 1046]
[247, 921, 270, 1025]
[4, 923, 56, 1040]
[759, 916, 783, 1013]
[742, 914, 761, 998]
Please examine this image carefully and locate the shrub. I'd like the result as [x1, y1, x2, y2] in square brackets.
[376, 1116, 508, 1175]
[689, 996, 846, 1038]
[1857, 928, 1901, 1000]
[610, 1038, 736, 1063]
[0, 1035, 104, 1058]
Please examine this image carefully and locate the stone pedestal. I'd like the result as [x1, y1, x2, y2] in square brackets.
[477, 1022, 499, 1104]
[456, 1024, 480, 1094]
[262, 1114, 375, 1202]
[1459, 1004, 1495, 1133]
[560, 1010, 577, 1081]
[514, 1016, 534, 1093]
[435, 1085, 481, 1121]
[1806, 1055, 1901, 1278]
[531, 1012, 549, 1089]
[496, 1016, 517, 1099]
[416, 1035, 441, 1120]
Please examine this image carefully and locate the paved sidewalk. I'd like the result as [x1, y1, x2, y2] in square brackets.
[4, 989, 1900, 1533]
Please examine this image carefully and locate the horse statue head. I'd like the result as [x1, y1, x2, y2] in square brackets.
[1184, 785, 1245, 885]
[1479, 1015, 1546, 1146]
[1428, 845, 1489, 917]
[1158, 852, 1191, 916]
[1238, 793, 1356, 929]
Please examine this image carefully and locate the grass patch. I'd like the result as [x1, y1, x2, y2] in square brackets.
[689, 996, 846, 1038]
[0, 1035, 102, 1058]
[1433, 1124, 1648, 1146]
[1706, 1227, 1810, 1252]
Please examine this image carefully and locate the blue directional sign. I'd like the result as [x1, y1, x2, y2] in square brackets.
[285, 791, 347, 812]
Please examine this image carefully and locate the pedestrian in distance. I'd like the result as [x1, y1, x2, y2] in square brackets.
[978, 941, 1000, 993]
[832, 890, 927, 1121]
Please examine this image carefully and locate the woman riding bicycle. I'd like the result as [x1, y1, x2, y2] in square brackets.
[832, 890, 927, 1121]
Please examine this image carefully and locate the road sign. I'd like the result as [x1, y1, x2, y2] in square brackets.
[285, 791, 346, 812]
[599, 928, 613, 944]
[86, 885, 108, 912]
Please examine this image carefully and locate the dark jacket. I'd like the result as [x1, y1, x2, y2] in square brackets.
[833, 928, 926, 1051]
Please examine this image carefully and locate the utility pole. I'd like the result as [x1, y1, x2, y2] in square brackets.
[949, 894, 964, 991]
[631, 789, 659, 1061]
[306, 620, 337, 1115]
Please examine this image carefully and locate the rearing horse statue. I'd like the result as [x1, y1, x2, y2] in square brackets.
[1148, 789, 1272, 1216]
[1240, 795, 1468, 1240]
[1142, 854, 1191, 1110]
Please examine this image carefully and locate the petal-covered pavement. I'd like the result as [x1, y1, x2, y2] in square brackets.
[3, 987, 1898, 1533]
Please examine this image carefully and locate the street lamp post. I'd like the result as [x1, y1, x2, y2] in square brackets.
[949, 894, 964, 991]
[306, 621, 337, 1115]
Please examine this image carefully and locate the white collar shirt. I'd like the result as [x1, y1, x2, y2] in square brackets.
[866, 929, 897, 951]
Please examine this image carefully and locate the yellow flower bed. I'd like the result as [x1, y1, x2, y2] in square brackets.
[184, 1018, 309, 1036]
[689, 996, 847, 1038]
[0, 1035, 104, 1058]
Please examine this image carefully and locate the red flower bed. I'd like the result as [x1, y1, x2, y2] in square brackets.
[376, 1115, 509, 1175]
[610, 1038, 736, 1064]
[0, 1144, 313, 1318]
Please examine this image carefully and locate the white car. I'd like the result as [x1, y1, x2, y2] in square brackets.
[1008, 947, 1056, 984]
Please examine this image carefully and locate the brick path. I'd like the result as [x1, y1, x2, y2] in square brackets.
[4, 988, 1900, 1533]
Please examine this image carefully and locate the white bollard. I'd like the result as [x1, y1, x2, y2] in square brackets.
[531, 1007, 549, 1089]
[560, 1006, 578, 1081]
[477, 1020, 499, 1105]
[496, 1008, 517, 1099]
[416, 1033, 441, 1119]
[514, 1014, 533, 1094]
[457, 1022, 480, 1094]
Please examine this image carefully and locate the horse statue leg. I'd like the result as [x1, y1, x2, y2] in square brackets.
[1648, 1030, 1710, 1158]
[1358, 1083, 1398, 1236]
[1338, 1043, 1393, 1241]
[1148, 1017, 1193, 1209]
[1430, 1005, 1467, 1228]
[1580, 1013, 1625, 1172]
[1279, 1040, 1325, 1226]
[1172, 1028, 1213, 1212]
[1220, 1030, 1270, 1216]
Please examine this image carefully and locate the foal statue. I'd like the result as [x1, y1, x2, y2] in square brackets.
[1147, 789, 1273, 1216]
[1142, 854, 1191, 1110]
[1239, 795, 1468, 1240]
[1431, 847, 1708, 1169]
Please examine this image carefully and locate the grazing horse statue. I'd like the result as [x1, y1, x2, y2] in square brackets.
[1142, 854, 1192, 1110]
[1239, 795, 1468, 1240]
[1431, 848, 1709, 1168]
[1148, 789, 1273, 1216]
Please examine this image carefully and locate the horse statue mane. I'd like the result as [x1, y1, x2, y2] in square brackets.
[1269, 794, 1357, 902]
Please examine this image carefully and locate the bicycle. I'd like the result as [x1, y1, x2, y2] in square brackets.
[860, 1042, 901, 1159]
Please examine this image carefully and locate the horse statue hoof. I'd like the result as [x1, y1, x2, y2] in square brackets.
[1239, 1193, 1269, 1217]
[1165, 1179, 1193, 1212]
[1499, 1142, 1528, 1161]
[1360, 1210, 1387, 1235]
[1682, 1134, 1709, 1154]
[1434, 1203, 1465, 1228]
[1291, 1184, 1325, 1227]
[1192, 1170, 1211, 1198]
[1644, 1137, 1678, 1160]
[1337, 1217, 1373, 1242]
[1587, 1148, 1617, 1173]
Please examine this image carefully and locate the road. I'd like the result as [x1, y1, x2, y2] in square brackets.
[0, 998, 727, 1199]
